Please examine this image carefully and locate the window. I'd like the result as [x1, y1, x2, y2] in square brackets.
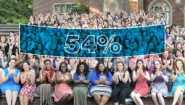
[54, 3, 76, 14]
[148, 0, 172, 25]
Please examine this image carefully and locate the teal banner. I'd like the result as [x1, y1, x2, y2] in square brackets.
[20, 24, 165, 57]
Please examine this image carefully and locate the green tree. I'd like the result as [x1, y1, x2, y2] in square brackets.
[0, 0, 33, 24]
[70, 2, 89, 14]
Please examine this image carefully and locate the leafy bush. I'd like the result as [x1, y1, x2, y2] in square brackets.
[0, 0, 32, 24]
[70, 2, 89, 14]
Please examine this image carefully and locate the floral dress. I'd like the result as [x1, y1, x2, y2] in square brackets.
[19, 78, 36, 102]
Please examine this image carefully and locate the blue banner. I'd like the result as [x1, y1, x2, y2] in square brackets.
[20, 24, 165, 57]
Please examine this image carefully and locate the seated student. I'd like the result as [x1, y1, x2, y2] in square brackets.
[89, 62, 113, 105]
[112, 61, 131, 105]
[36, 59, 55, 105]
[130, 59, 150, 105]
[73, 62, 90, 105]
[1, 58, 21, 105]
[151, 60, 168, 105]
[53, 62, 73, 104]
[19, 61, 36, 105]
[171, 59, 185, 105]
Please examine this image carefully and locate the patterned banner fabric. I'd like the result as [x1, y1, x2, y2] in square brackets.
[20, 24, 165, 57]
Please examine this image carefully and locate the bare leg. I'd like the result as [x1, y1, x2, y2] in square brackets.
[177, 92, 183, 105]
[23, 95, 29, 105]
[151, 92, 158, 105]
[5, 90, 12, 105]
[134, 93, 143, 105]
[114, 102, 119, 105]
[19, 95, 24, 105]
[94, 94, 101, 105]
[172, 86, 184, 105]
[12, 91, 18, 105]
[157, 93, 165, 105]
[130, 92, 139, 105]
[99, 95, 109, 105]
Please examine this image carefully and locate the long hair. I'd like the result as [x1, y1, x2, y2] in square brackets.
[135, 59, 146, 72]
[76, 62, 89, 76]
[95, 62, 109, 77]
[59, 62, 68, 72]
[173, 59, 185, 75]
[161, 49, 172, 65]
[21, 60, 30, 72]
[153, 60, 162, 74]
[115, 61, 126, 72]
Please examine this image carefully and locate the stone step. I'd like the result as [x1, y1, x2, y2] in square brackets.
[0, 27, 19, 29]
[0, 24, 19, 27]
[0, 29, 19, 32]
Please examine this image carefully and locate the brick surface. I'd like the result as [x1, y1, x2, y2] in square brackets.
[33, 0, 185, 26]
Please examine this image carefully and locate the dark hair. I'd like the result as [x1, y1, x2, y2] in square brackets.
[44, 59, 51, 64]
[59, 62, 68, 72]
[153, 60, 162, 74]
[95, 62, 109, 77]
[175, 49, 182, 57]
[0, 35, 7, 43]
[173, 59, 185, 75]
[7, 58, 17, 67]
[22, 60, 30, 71]
[76, 62, 89, 76]
[135, 59, 146, 72]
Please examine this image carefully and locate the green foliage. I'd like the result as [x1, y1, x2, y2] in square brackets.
[0, 0, 33, 24]
[70, 2, 89, 14]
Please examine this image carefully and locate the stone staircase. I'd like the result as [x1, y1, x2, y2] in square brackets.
[0, 24, 19, 36]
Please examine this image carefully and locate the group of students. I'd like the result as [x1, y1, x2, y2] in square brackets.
[0, 55, 185, 105]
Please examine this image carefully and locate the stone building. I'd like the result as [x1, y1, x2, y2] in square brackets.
[33, 0, 185, 27]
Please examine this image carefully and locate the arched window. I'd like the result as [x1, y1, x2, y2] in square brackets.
[148, 0, 172, 26]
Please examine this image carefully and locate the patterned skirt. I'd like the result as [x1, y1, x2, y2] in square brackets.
[89, 84, 112, 97]
[151, 82, 169, 97]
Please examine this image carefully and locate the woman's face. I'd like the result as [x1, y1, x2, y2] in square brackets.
[137, 61, 143, 68]
[99, 63, 105, 72]
[177, 61, 183, 69]
[79, 64, 85, 73]
[9, 60, 16, 68]
[167, 37, 172, 42]
[1, 36, 6, 43]
[163, 51, 169, 58]
[45, 61, 51, 69]
[177, 43, 182, 49]
[23, 62, 30, 71]
[154, 61, 161, 69]
[117, 63, 124, 71]
[176, 50, 182, 57]
[149, 42, 154, 49]
[61, 63, 67, 72]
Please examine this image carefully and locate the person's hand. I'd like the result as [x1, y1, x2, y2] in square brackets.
[115, 73, 119, 80]
[11, 70, 16, 77]
[80, 77, 84, 82]
[102, 76, 106, 82]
